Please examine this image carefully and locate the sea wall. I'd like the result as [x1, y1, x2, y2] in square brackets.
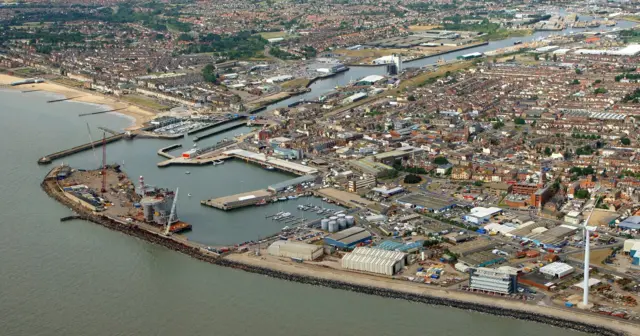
[42, 177, 626, 336]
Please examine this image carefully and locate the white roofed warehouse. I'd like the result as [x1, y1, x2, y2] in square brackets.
[267, 241, 324, 261]
[341, 247, 406, 275]
[539, 262, 574, 278]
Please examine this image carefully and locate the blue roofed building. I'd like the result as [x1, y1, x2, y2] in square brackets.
[618, 216, 640, 230]
[324, 227, 372, 249]
[375, 240, 423, 253]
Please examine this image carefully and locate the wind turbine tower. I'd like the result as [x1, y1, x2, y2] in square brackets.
[578, 204, 597, 309]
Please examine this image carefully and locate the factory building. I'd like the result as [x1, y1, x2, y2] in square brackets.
[618, 216, 640, 230]
[267, 241, 324, 261]
[623, 239, 640, 254]
[464, 207, 503, 224]
[469, 267, 518, 294]
[539, 262, 575, 278]
[341, 247, 406, 275]
[347, 175, 377, 192]
[324, 227, 372, 249]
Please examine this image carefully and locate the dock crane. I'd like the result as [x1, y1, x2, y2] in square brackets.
[164, 188, 179, 236]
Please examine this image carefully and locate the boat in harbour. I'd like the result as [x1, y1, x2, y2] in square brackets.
[288, 195, 298, 200]
[263, 165, 275, 170]
[185, 171, 190, 175]
[256, 199, 267, 206]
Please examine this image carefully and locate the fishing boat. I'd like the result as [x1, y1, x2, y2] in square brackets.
[256, 199, 267, 206]
[185, 171, 190, 175]
[288, 195, 298, 200]
[278, 197, 288, 201]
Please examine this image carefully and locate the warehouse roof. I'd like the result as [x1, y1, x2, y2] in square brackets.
[348, 246, 406, 260]
[468, 206, 502, 218]
[268, 240, 322, 254]
[619, 216, 640, 230]
[540, 262, 574, 276]
[359, 75, 385, 83]
[328, 226, 366, 241]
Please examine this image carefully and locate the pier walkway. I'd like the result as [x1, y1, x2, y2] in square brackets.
[157, 144, 182, 159]
[38, 133, 125, 164]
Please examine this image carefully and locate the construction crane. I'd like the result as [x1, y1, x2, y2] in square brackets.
[101, 132, 107, 193]
[165, 188, 179, 236]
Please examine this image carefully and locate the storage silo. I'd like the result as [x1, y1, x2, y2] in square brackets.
[321, 219, 329, 231]
[328, 220, 338, 233]
[338, 218, 347, 230]
[346, 215, 355, 227]
[329, 216, 338, 222]
[337, 213, 346, 219]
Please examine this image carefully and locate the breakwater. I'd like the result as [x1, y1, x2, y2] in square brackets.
[37, 133, 125, 164]
[41, 172, 628, 336]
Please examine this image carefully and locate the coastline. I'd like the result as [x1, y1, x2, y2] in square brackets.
[40, 168, 638, 336]
[0, 73, 155, 130]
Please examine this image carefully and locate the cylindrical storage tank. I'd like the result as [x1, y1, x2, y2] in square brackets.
[338, 218, 347, 230]
[328, 221, 338, 233]
[321, 219, 329, 231]
[337, 213, 346, 219]
[329, 216, 338, 221]
[143, 204, 154, 221]
[346, 215, 355, 227]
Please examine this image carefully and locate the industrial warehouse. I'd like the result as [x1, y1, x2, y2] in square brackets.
[341, 247, 406, 276]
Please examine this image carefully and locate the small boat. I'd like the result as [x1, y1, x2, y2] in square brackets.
[264, 165, 275, 170]
[185, 171, 190, 175]
[288, 195, 298, 200]
[188, 193, 192, 197]
[212, 160, 224, 166]
[193, 143, 197, 147]
[256, 199, 267, 206]
[279, 197, 288, 201]
[514, 40, 522, 45]
[317, 210, 324, 214]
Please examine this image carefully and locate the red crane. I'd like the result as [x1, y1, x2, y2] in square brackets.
[101, 132, 107, 193]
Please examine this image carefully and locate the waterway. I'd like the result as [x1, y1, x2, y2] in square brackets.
[0, 89, 592, 336]
[267, 15, 637, 110]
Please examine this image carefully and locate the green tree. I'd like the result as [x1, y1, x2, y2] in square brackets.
[202, 64, 218, 83]
[571, 79, 580, 85]
[403, 174, 422, 184]
[433, 156, 449, 165]
[621, 138, 631, 146]
[544, 147, 552, 156]
[514, 118, 526, 125]
[493, 121, 505, 129]
[575, 68, 582, 75]
[575, 189, 590, 199]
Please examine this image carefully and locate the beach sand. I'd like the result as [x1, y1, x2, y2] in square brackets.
[227, 252, 640, 336]
[0, 74, 155, 130]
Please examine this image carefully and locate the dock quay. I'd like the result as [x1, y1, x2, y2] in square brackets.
[193, 120, 247, 142]
[157, 154, 231, 167]
[202, 189, 274, 210]
[157, 148, 318, 174]
[37, 133, 125, 164]
[186, 115, 247, 135]
[157, 143, 182, 159]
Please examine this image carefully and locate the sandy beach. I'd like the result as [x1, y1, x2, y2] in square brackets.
[0, 74, 155, 130]
[227, 253, 640, 336]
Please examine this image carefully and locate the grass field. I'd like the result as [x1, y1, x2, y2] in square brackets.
[121, 95, 170, 111]
[621, 16, 640, 23]
[408, 24, 442, 32]
[398, 61, 474, 90]
[575, 248, 613, 265]
[280, 78, 311, 89]
[53, 78, 86, 88]
[259, 31, 288, 39]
